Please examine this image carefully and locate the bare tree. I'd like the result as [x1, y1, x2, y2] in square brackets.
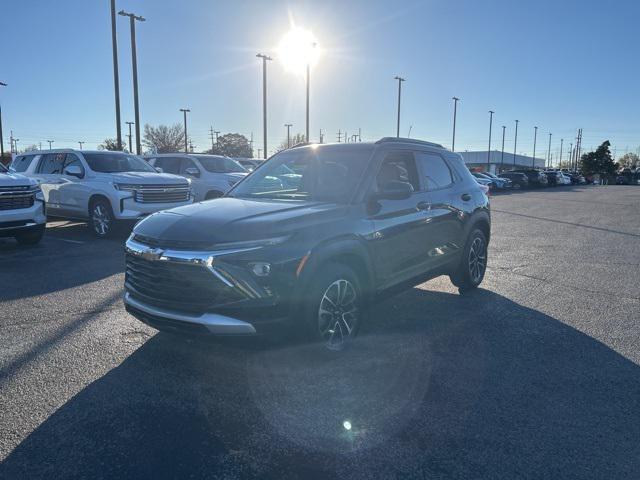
[274, 133, 306, 153]
[142, 123, 185, 154]
[99, 138, 127, 152]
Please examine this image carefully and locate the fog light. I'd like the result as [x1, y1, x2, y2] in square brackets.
[250, 262, 271, 277]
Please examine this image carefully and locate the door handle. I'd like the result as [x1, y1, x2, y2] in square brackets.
[416, 201, 431, 211]
[461, 193, 471, 201]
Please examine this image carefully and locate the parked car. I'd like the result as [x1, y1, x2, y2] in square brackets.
[509, 169, 548, 188]
[471, 172, 496, 190]
[0, 161, 46, 245]
[145, 154, 247, 201]
[13, 149, 192, 237]
[124, 138, 491, 350]
[235, 158, 263, 172]
[559, 172, 572, 185]
[482, 172, 512, 189]
[543, 170, 563, 186]
[498, 171, 529, 189]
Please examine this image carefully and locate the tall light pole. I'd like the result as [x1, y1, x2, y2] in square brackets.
[125, 121, 134, 152]
[180, 108, 190, 153]
[394, 76, 405, 138]
[0, 81, 6, 160]
[513, 120, 519, 166]
[546, 133, 552, 169]
[452, 97, 460, 151]
[78, 141, 84, 150]
[500, 125, 506, 170]
[119, 10, 145, 154]
[305, 43, 316, 143]
[487, 110, 494, 172]
[47, 140, 54, 149]
[110, 0, 122, 151]
[532, 126, 538, 168]
[559, 138, 564, 168]
[256, 53, 272, 159]
[285, 123, 292, 148]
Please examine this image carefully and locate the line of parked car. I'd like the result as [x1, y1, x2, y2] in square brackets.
[470, 168, 587, 192]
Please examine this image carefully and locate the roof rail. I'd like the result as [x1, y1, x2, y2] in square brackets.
[375, 137, 445, 149]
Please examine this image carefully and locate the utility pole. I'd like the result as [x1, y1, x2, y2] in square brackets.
[47, 140, 54, 149]
[257, 148, 262, 158]
[256, 53, 272, 159]
[14, 139, 19, 153]
[180, 108, 190, 153]
[394, 76, 405, 138]
[559, 139, 563, 168]
[250, 132, 254, 156]
[569, 143, 573, 171]
[110, 0, 122, 150]
[284, 123, 292, 148]
[532, 126, 538, 168]
[0, 81, 6, 160]
[209, 126, 215, 151]
[337, 130, 342, 143]
[125, 121, 134, 152]
[513, 120, 519, 166]
[547, 133, 552, 169]
[319, 129, 324, 144]
[500, 125, 506, 170]
[78, 141, 84, 150]
[305, 43, 316, 143]
[119, 10, 145, 154]
[452, 97, 460, 151]
[9, 130, 13, 154]
[487, 110, 494, 172]
[214, 131, 220, 146]
[358, 128, 362, 142]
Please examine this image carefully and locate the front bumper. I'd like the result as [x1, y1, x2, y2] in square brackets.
[0, 200, 46, 237]
[124, 292, 256, 335]
[114, 195, 193, 220]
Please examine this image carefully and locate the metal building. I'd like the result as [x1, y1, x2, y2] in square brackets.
[459, 150, 545, 174]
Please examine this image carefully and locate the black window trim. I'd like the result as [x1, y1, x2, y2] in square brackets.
[374, 150, 424, 195]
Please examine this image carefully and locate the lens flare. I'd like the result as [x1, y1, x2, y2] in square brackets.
[277, 27, 320, 75]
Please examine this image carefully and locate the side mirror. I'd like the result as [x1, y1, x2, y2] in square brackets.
[155, 167, 163, 173]
[63, 164, 83, 178]
[184, 167, 200, 178]
[372, 180, 413, 201]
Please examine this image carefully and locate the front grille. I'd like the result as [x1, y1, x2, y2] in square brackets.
[133, 184, 190, 203]
[0, 191, 35, 211]
[125, 253, 244, 313]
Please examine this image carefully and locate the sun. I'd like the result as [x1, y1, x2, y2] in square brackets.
[276, 26, 320, 75]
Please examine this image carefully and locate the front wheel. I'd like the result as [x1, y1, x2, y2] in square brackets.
[90, 199, 115, 238]
[450, 228, 488, 293]
[303, 264, 363, 351]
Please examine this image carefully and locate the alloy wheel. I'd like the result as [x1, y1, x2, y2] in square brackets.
[92, 204, 111, 236]
[468, 236, 487, 284]
[318, 279, 359, 350]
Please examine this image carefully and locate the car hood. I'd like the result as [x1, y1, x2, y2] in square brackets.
[96, 171, 188, 185]
[0, 171, 37, 187]
[133, 197, 343, 247]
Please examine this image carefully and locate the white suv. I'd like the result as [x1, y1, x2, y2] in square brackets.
[0, 162, 46, 245]
[12, 149, 192, 237]
[145, 154, 247, 201]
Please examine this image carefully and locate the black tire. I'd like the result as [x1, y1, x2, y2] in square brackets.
[301, 263, 363, 351]
[450, 228, 488, 293]
[512, 182, 521, 190]
[205, 191, 224, 200]
[16, 224, 45, 245]
[89, 198, 115, 238]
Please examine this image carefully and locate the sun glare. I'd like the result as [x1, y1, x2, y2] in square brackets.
[277, 26, 320, 75]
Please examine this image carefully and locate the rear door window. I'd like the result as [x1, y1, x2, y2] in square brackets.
[416, 152, 453, 190]
[37, 153, 66, 174]
[376, 153, 420, 192]
[153, 157, 181, 174]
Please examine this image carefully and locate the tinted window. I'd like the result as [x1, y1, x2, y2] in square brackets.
[180, 158, 199, 174]
[37, 153, 66, 174]
[376, 153, 420, 191]
[11, 155, 36, 173]
[83, 152, 156, 173]
[416, 153, 453, 190]
[153, 157, 182, 174]
[196, 155, 247, 173]
[63, 153, 85, 175]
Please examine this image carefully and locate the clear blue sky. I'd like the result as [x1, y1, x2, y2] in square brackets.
[2, 0, 639, 158]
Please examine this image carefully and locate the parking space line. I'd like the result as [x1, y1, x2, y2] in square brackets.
[48, 237, 85, 245]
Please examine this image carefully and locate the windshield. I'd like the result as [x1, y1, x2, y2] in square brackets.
[195, 155, 246, 173]
[84, 152, 156, 173]
[230, 146, 371, 202]
[0, 163, 7, 173]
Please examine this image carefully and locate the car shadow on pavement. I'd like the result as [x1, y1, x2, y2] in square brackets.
[1, 287, 639, 479]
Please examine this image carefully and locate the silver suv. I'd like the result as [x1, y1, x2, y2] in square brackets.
[145, 154, 247, 201]
[12, 149, 192, 237]
[0, 162, 46, 245]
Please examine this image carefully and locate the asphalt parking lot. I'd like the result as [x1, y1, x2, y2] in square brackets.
[1, 186, 639, 479]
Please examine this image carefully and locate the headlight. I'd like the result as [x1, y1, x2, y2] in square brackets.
[212, 235, 291, 251]
[113, 183, 137, 192]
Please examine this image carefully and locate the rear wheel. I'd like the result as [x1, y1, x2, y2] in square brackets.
[450, 228, 488, 293]
[512, 182, 521, 190]
[89, 199, 115, 238]
[303, 263, 363, 351]
[16, 224, 45, 245]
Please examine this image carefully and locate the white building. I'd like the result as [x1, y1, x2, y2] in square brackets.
[459, 150, 545, 174]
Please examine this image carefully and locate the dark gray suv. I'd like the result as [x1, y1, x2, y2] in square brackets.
[124, 138, 491, 350]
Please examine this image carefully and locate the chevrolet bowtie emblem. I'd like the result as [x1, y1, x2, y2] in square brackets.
[141, 247, 164, 261]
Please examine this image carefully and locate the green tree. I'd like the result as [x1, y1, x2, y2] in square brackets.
[98, 138, 127, 152]
[579, 141, 616, 175]
[274, 133, 306, 153]
[142, 124, 185, 153]
[206, 133, 253, 158]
